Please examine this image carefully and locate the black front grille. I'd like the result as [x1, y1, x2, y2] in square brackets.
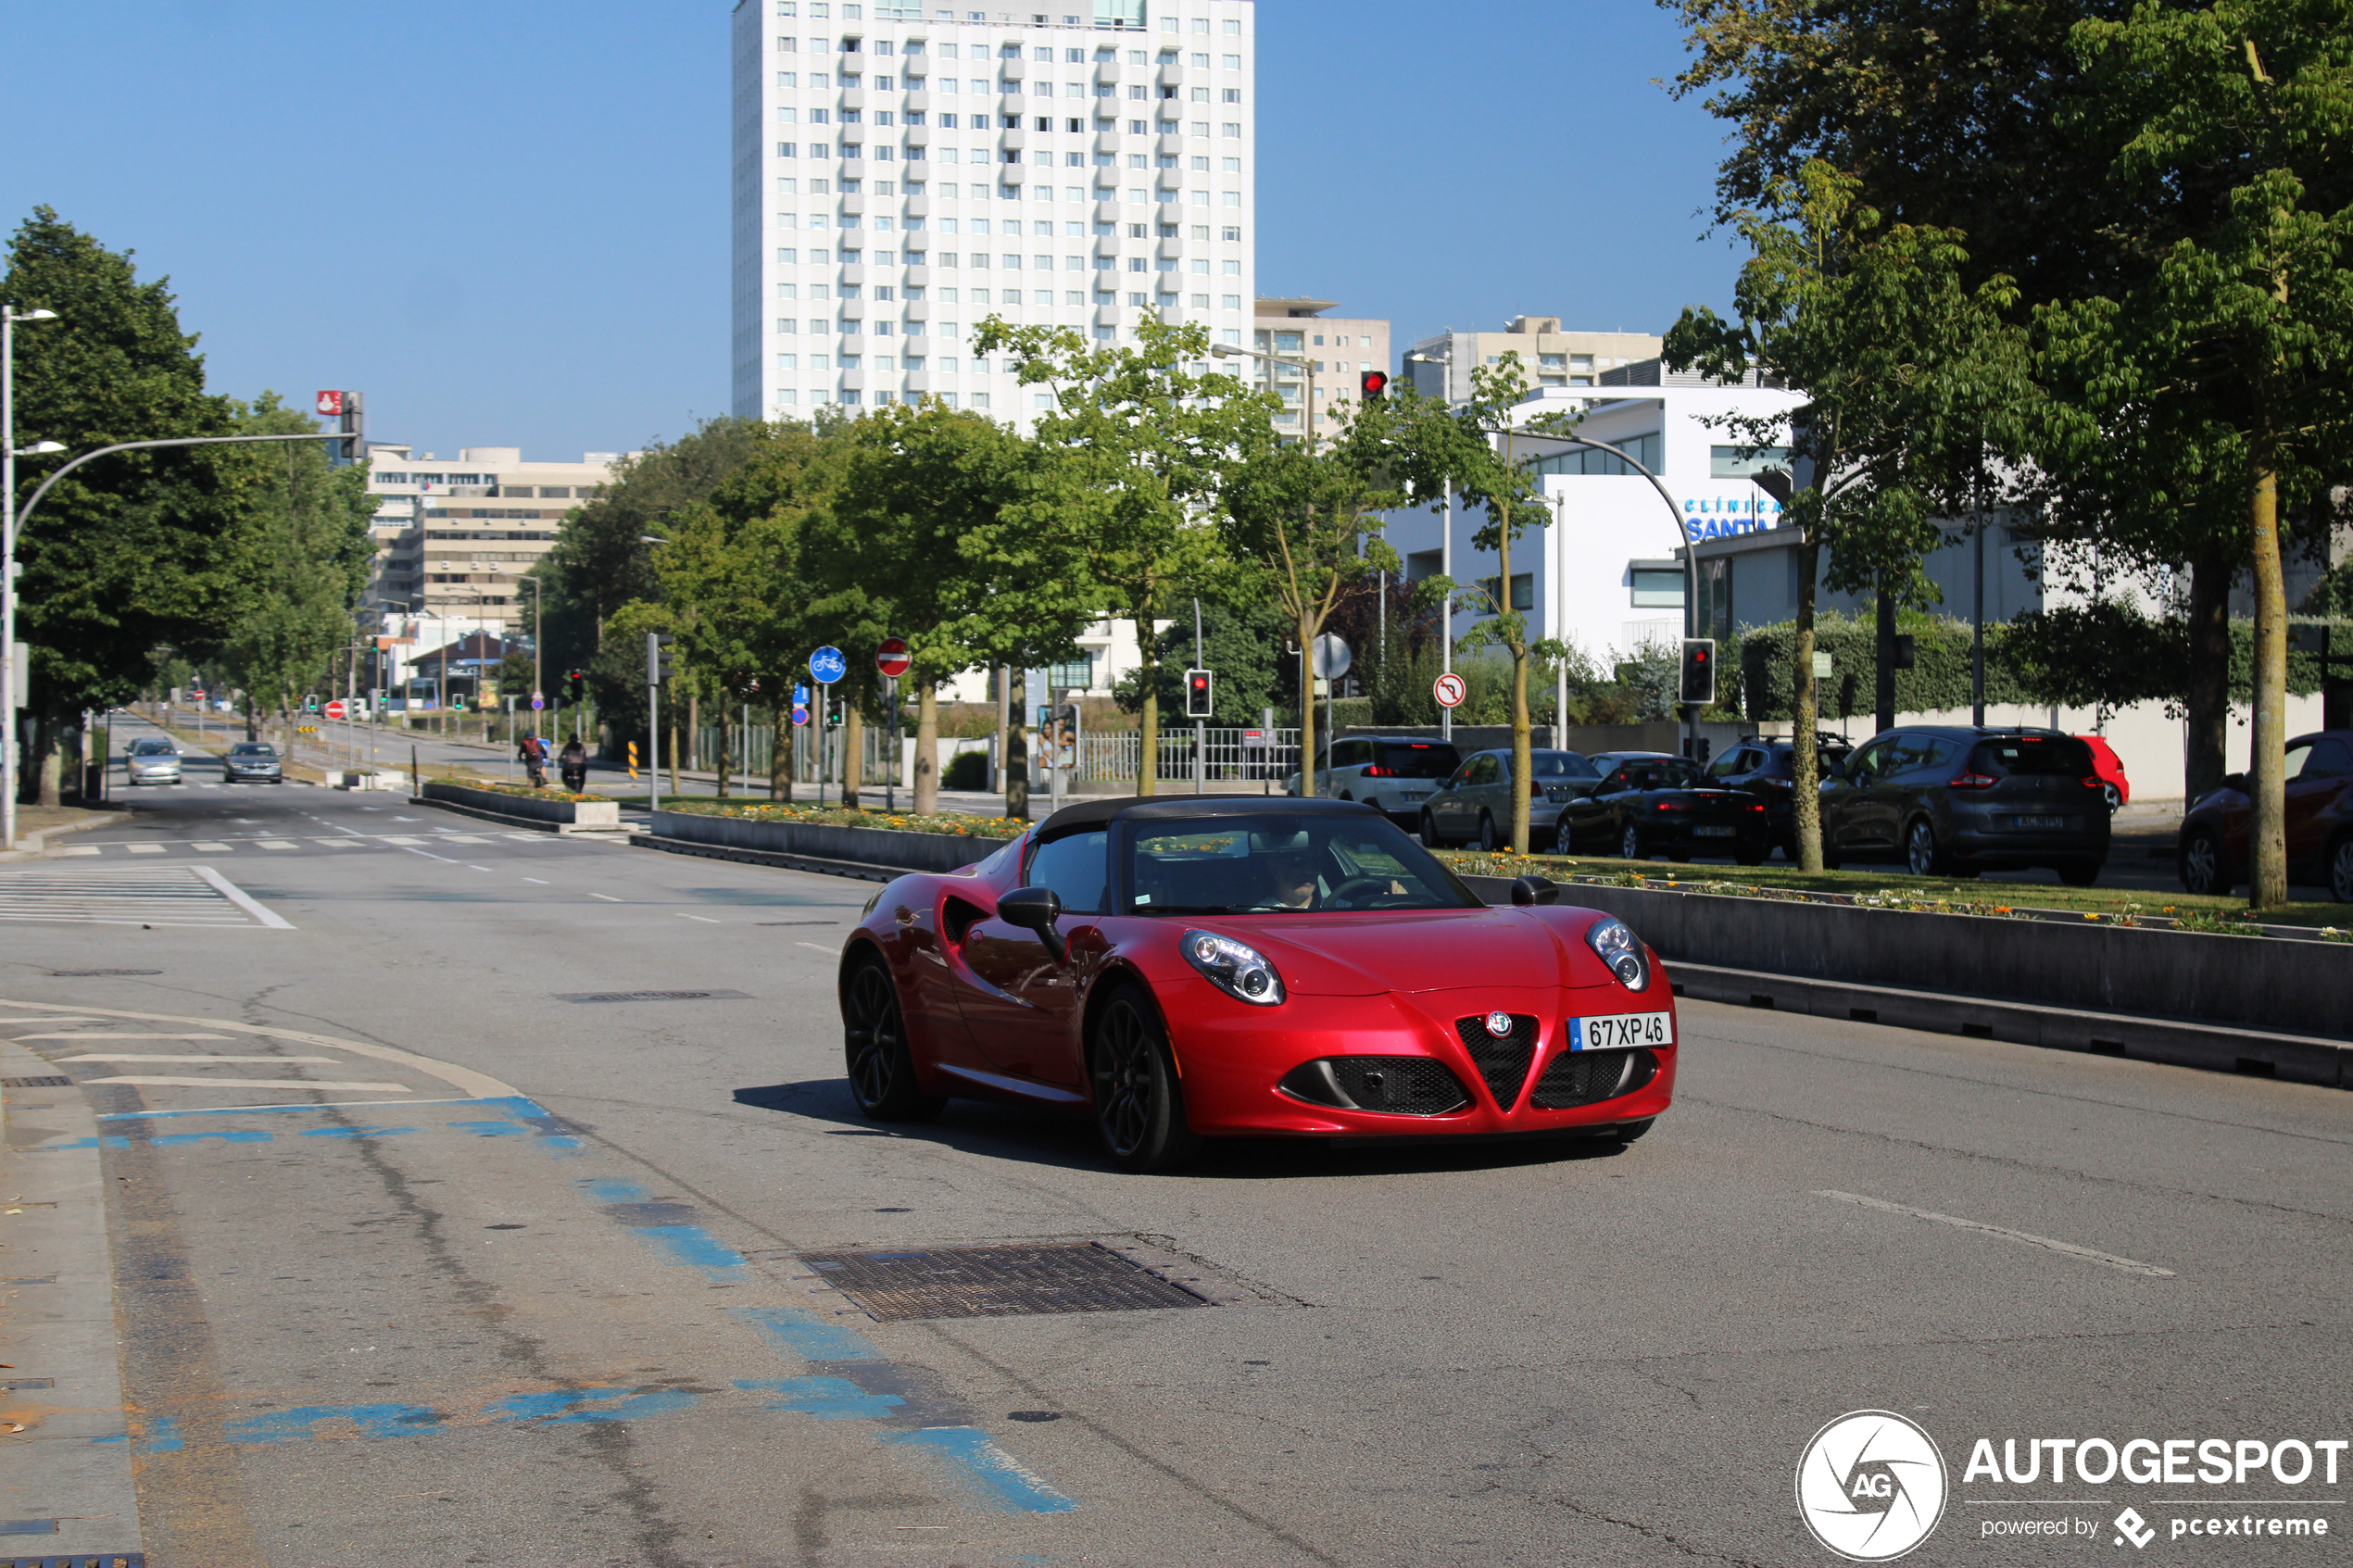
[1453, 1014, 1540, 1110]
[1278, 1056, 1469, 1116]
[1529, 1047, 1657, 1110]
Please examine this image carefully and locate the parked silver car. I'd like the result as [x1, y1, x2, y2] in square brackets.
[1418, 747, 1602, 850]
[1284, 736, 1461, 826]
[124, 737, 182, 785]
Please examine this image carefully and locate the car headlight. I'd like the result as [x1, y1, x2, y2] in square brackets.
[1181, 930, 1285, 1006]
[1585, 918, 1650, 992]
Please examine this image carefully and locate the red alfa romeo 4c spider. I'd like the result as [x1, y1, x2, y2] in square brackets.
[837, 796, 1677, 1172]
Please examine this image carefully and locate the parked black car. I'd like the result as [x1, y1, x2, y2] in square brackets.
[1705, 734, 1856, 859]
[2177, 729, 2353, 900]
[1817, 727, 2109, 883]
[1554, 753, 1771, 864]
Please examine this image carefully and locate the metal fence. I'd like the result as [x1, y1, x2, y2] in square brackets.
[1077, 727, 1301, 785]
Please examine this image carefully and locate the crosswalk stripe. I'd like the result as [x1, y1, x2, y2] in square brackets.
[78, 1076, 409, 1091]
[0, 865, 292, 928]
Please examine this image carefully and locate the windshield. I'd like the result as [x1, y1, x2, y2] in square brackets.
[232, 744, 275, 757]
[1969, 735, 2095, 777]
[1126, 814, 1482, 914]
[1528, 750, 1599, 780]
[129, 739, 173, 755]
[1615, 759, 1705, 790]
[1371, 742, 1458, 779]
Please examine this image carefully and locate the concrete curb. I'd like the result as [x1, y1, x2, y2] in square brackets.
[0, 811, 109, 864]
[0, 1038, 143, 1554]
[1665, 960, 2349, 1089]
[628, 831, 906, 883]
[409, 794, 630, 838]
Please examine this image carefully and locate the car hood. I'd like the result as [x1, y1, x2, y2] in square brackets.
[1200, 908, 1610, 996]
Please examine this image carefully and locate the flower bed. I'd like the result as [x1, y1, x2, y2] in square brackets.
[653, 797, 1023, 838]
[474, 779, 612, 805]
[419, 780, 621, 832]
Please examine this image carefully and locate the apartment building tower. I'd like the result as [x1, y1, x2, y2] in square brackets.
[731, 0, 1258, 423]
[1403, 317, 1662, 402]
[1251, 296, 1389, 437]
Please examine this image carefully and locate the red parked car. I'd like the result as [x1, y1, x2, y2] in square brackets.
[2078, 734, 2130, 810]
[837, 797, 1678, 1172]
[2177, 730, 2353, 901]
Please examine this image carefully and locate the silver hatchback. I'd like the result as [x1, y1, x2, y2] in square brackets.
[124, 737, 182, 785]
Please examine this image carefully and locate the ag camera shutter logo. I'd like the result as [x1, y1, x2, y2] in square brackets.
[1796, 1411, 1949, 1561]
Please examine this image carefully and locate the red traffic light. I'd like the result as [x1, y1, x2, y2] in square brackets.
[1359, 370, 1390, 400]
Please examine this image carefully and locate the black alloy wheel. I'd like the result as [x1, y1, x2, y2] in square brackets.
[1619, 822, 1644, 862]
[1906, 819, 1943, 878]
[2180, 827, 2227, 897]
[842, 956, 945, 1122]
[1088, 986, 1201, 1174]
[1478, 813, 1500, 851]
[2332, 835, 2353, 904]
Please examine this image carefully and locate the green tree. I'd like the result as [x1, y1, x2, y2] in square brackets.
[1663, 162, 2028, 870]
[975, 314, 1269, 796]
[214, 394, 375, 742]
[4, 207, 259, 803]
[2031, 2, 2353, 909]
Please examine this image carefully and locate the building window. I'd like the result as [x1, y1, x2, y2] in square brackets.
[1478, 572, 1536, 613]
[1629, 569, 1685, 608]
[1710, 444, 1791, 478]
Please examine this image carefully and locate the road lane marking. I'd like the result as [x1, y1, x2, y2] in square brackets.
[256, 840, 296, 850]
[127, 844, 165, 854]
[798, 942, 835, 955]
[400, 847, 460, 863]
[0, 1001, 518, 1099]
[522, 877, 548, 884]
[440, 834, 490, 844]
[192, 841, 232, 851]
[1816, 1190, 2176, 1276]
[58, 1054, 339, 1063]
[17, 1033, 233, 1041]
[79, 1077, 411, 1091]
[677, 913, 719, 923]
[192, 866, 295, 928]
[588, 893, 623, 902]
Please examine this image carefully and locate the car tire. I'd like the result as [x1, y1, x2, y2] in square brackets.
[1420, 811, 1443, 849]
[2058, 859, 2103, 888]
[1734, 847, 1764, 867]
[1478, 813, 1500, 852]
[2180, 827, 2227, 897]
[1619, 823, 1644, 862]
[1905, 818, 1944, 878]
[1088, 985, 1201, 1174]
[2330, 834, 2353, 904]
[841, 954, 946, 1123]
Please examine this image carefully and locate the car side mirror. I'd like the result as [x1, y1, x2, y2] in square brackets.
[2222, 771, 2248, 795]
[997, 885, 1066, 960]
[1510, 875, 1559, 907]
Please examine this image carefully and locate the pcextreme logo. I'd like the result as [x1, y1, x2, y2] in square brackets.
[1797, 1411, 1950, 1562]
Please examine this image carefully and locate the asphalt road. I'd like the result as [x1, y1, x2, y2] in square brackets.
[3, 724, 2348, 1567]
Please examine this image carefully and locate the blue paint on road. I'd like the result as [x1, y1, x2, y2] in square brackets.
[226, 1403, 447, 1444]
[29, 1135, 129, 1151]
[446, 1120, 526, 1137]
[577, 1178, 649, 1203]
[300, 1125, 418, 1139]
[631, 1224, 749, 1279]
[736, 1376, 906, 1420]
[884, 1427, 1080, 1513]
[488, 1386, 703, 1425]
[92, 1415, 182, 1453]
[149, 1130, 271, 1148]
[732, 1305, 885, 1363]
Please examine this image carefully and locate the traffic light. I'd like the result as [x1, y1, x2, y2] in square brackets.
[1359, 370, 1389, 401]
[647, 633, 674, 685]
[1184, 667, 1213, 719]
[825, 703, 845, 727]
[304, 695, 318, 713]
[1890, 633, 1917, 671]
[567, 668, 588, 701]
[1680, 638, 1717, 706]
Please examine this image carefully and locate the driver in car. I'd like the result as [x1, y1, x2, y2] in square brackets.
[1252, 852, 1321, 909]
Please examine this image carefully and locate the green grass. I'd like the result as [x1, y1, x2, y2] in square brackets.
[1433, 847, 2350, 935]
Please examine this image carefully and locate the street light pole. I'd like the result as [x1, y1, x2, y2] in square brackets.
[518, 576, 544, 741]
[1211, 339, 1324, 771]
[2, 304, 61, 851]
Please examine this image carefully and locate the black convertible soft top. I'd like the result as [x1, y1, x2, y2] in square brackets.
[1034, 794, 1377, 841]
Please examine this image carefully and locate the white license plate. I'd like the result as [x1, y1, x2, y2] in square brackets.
[2013, 814, 2066, 830]
[1692, 824, 1735, 837]
[1569, 1011, 1674, 1051]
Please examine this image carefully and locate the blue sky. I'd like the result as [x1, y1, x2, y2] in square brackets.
[0, 2, 1739, 462]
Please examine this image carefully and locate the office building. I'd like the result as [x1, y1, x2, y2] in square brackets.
[1250, 295, 1389, 436]
[730, 0, 1258, 423]
[1402, 317, 1661, 402]
[363, 445, 625, 637]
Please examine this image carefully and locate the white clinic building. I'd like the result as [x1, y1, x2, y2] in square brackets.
[730, 0, 1259, 422]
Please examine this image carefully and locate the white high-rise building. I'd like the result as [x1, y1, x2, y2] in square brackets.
[731, 0, 1257, 423]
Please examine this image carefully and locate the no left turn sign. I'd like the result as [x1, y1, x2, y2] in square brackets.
[1433, 672, 1466, 709]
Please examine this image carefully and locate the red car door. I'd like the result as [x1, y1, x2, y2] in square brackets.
[2285, 736, 2353, 868]
[953, 827, 1108, 1088]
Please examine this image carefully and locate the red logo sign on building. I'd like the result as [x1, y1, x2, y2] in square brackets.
[315, 390, 346, 417]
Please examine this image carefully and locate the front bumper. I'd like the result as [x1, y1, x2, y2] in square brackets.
[1160, 971, 1678, 1139]
[128, 769, 180, 784]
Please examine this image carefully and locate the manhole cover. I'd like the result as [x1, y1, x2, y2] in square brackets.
[47, 968, 162, 977]
[797, 1241, 1209, 1323]
[552, 989, 750, 1003]
[0, 1076, 70, 1089]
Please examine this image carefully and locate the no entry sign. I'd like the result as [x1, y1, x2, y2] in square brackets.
[322, 699, 348, 721]
[1433, 671, 1466, 709]
[875, 637, 912, 679]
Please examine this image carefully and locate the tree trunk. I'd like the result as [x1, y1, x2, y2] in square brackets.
[668, 713, 681, 796]
[1136, 617, 1158, 797]
[2247, 462, 2289, 909]
[30, 716, 61, 809]
[687, 693, 699, 771]
[1296, 633, 1316, 797]
[715, 709, 732, 798]
[769, 706, 792, 801]
[1005, 721, 1030, 821]
[2183, 548, 2233, 802]
[1793, 532, 1825, 872]
[1503, 518, 1530, 855]
[994, 665, 1010, 798]
[913, 677, 939, 814]
[844, 702, 863, 810]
